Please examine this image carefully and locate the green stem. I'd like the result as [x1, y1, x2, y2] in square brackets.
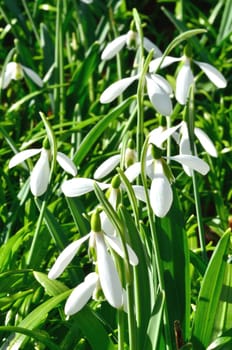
[21, 0, 40, 44]
[54, 0, 65, 126]
[186, 87, 207, 261]
[117, 309, 125, 350]
[141, 137, 172, 349]
[27, 198, 47, 267]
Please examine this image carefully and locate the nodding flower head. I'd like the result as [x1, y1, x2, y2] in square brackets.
[0, 62, 43, 89]
[101, 30, 162, 61]
[149, 45, 227, 105]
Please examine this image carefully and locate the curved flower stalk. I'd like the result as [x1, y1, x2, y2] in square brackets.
[0, 62, 43, 89]
[101, 29, 162, 60]
[62, 174, 146, 236]
[48, 211, 138, 315]
[100, 72, 173, 116]
[149, 45, 227, 105]
[94, 140, 137, 180]
[9, 145, 77, 197]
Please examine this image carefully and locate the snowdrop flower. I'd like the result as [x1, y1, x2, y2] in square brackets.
[94, 139, 137, 180]
[149, 45, 227, 105]
[48, 211, 138, 315]
[100, 72, 173, 116]
[124, 127, 210, 217]
[81, 0, 93, 3]
[0, 62, 43, 89]
[62, 173, 146, 236]
[101, 29, 162, 61]
[177, 121, 217, 176]
[9, 143, 77, 197]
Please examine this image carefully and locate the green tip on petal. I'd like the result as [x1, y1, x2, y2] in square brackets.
[91, 210, 102, 232]
[111, 174, 121, 189]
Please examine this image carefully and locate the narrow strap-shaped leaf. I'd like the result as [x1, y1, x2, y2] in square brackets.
[191, 230, 231, 349]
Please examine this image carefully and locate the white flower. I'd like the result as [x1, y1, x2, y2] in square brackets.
[124, 129, 210, 217]
[101, 30, 162, 60]
[48, 214, 138, 315]
[0, 62, 43, 89]
[178, 121, 217, 176]
[100, 73, 173, 116]
[149, 54, 227, 105]
[9, 147, 77, 197]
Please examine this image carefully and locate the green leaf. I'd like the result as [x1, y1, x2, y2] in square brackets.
[33, 271, 69, 297]
[217, 0, 232, 44]
[143, 289, 165, 350]
[156, 188, 191, 344]
[1, 290, 71, 349]
[0, 326, 60, 350]
[191, 230, 232, 349]
[73, 96, 134, 166]
[73, 307, 116, 350]
[207, 336, 232, 350]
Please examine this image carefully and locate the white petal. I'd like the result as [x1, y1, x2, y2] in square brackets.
[146, 75, 173, 116]
[30, 149, 50, 196]
[22, 66, 43, 87]
[61, 178, 110, 197]
[95, 234, 123, 308]
[9, 148, 42, 168]
[179, 131, 193, 176]
[56, 152, 77, 176]
[64, 272, 98, 316]
[150, 173, 173, 217]
[149, 123, 182, 149]
[149, 56, 181, 72]
[194, 127, 217, 157]
[100, 211, 115, 237]
[124, 162, 141, 182]
[132, 185, 147, 203]
[94, 154, 121, 180]
[100, 76, 138, 104]
[101, 35, 127, 60]
[150, 73, 172, 95]
[0, 62, 18, 89]
[143, 37, 162, 57]
[194, 60, 227, 88]
[105, 235, 139, 266]
[170, 155, 210, 175]
[48, 234, 91, 279]
[176, 61, 194, 105]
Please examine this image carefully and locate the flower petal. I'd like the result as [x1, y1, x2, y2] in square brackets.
[149, 56, 181, 72]
[48, 234, 91, 279]
[194, 127, 217, 157]
[169, 154, 210, 175]
[150, 73, 173, 95]
[176, 61, 194, 105]
[150, 161, 173, 217]
[0, 62, 19, 89]
[149, 123, 182, 149]
[61, 178, 110, 197]
[146, 75, 173, 116]
[132, 185, 147, 203]
[64, 272, 98, 316]
[194, 60, 227, 88]
[143, 37, 162, 57]
[124, 162, 141, 182]
[100, 76, 138, 104]
[94, 154, 121, 180]
[95, 234, 123, 308]
[56, 152, 77, 176]
[101, 35, 127, 60]
[105, 235, 139, 266]
[22, 66, 43, 87]
[30, 149, 50, 196]
[9, 148, 42, 168]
